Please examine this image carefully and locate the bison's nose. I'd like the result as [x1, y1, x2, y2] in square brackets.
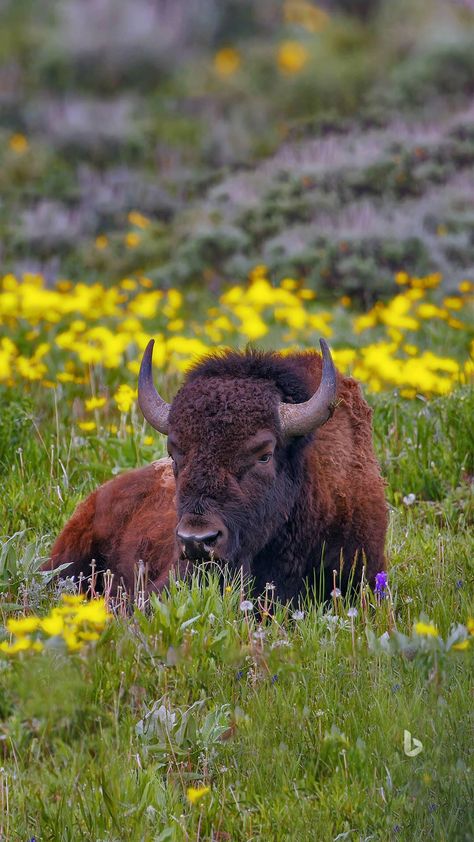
[176, 524, 227, 560]
[177, 528, 220, 546]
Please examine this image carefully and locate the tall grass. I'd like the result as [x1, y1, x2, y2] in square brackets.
[0, 384, 472, 841]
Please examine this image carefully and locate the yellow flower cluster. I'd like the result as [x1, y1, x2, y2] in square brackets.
[0, 595, 111, 655]
[277, 40, 309, 74]
[284, 1, 329, 33]
[414, 621, 439, 637]
[0, 266, 472, 409]
[414, 617, 473, 651]
[187, 786, 211, 805]
[213, 47, 241, 77]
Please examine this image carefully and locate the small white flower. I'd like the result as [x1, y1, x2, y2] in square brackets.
[331, 588, 342, 598]
[208, 612, 216, 624]
[271, 638, 290, 649]
[253, 628, 266, 641]
[347, 607, 358, 618]
[292, 610, 305, 621]
[240, 599, 253, 612]
[403, 493, 416, 506]
[265, 582, 276, 591]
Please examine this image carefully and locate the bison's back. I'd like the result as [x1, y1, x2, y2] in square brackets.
[300, 355, 387, 586]
[45, 457, 177, 592]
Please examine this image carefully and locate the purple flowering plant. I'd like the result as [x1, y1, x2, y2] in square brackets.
[375, 571, 388, 599]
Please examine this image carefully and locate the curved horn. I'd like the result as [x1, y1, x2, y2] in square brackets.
[278, 338, 337, 437]
[138, 339, 171, 434]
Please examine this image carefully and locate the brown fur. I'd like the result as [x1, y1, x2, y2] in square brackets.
[46, 350, 388, 601]
[47, 458, 177, 593]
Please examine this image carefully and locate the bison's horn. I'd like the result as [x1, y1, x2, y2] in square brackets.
[279, 338, 337, 437]
[138, 339, 171, 435]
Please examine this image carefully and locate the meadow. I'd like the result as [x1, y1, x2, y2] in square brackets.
[0, 264, 473, 841]
[1, 0, 474, 839]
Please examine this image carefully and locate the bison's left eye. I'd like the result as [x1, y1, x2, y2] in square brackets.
[257, 453, 273, 464]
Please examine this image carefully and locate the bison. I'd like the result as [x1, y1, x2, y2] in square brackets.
[47, 338, 387, 602]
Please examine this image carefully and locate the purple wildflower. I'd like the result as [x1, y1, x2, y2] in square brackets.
[375, 571, 388, 598]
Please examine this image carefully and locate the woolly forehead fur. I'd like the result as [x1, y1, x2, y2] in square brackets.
[168, 349, 322, 453]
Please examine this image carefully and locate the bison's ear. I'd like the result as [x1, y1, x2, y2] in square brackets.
[278, 338, 337, 437]
[138, 340, 171, 435]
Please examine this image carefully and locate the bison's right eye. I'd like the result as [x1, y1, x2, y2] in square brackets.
[257, 453, 272, 464]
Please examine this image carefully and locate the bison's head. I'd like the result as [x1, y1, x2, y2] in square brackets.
[138, 340, 336, 572]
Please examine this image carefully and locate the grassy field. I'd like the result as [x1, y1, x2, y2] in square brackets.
[0, 270, 473, 841]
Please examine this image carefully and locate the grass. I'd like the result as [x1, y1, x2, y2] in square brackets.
[0, 382, 472, 841]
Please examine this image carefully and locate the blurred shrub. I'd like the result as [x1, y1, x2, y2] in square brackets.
[329, 0, 383, 20]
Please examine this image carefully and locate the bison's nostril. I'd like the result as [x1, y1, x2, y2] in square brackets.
[177, 530, 220, 547]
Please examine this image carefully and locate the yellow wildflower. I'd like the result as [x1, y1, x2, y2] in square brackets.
[467, 618, 474, 636]
[277, 41, 309, 74]
[0, 637, 32, 655]
[353, 311, 377, 333]
[213, 47, 241, 77]
[281, 278, 298, 291]
[234, 305, 268, 340]
[56, 279, 73, 291]
[442, 296, 463, 310]
[166, 289, 183, 312]
[414, 621, 439, 637]
[452, 640, 470, 651]
[61, 594, 85, 606]
[114, 384, 137, 413]
[168, 318, 185, 332]
[9, 133, 29, 153]
[75, 599, 110, 627]
[78, 420, 97, 432]
[63, 632, 83, 652]
[6, 616, 40, 635]
[128, 211, 151, 229]
[187, 786, 211, 805]
[129, 291, 162, 319]
[95, 235, 109, 250]
[120, 278, 138, 290]
[85, 396, 106, 411]
[77, 631, 101, 642]
[395, 271, 410, 286]
[417, 304, 448, 320]
[125, 231, 141, 249]
[41, 615, 64, 636]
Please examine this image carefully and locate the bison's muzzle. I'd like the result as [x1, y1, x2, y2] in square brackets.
[176, 517, 229, 561]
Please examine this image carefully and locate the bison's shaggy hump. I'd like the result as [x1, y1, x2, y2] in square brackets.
[46, 345, 388, 602]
